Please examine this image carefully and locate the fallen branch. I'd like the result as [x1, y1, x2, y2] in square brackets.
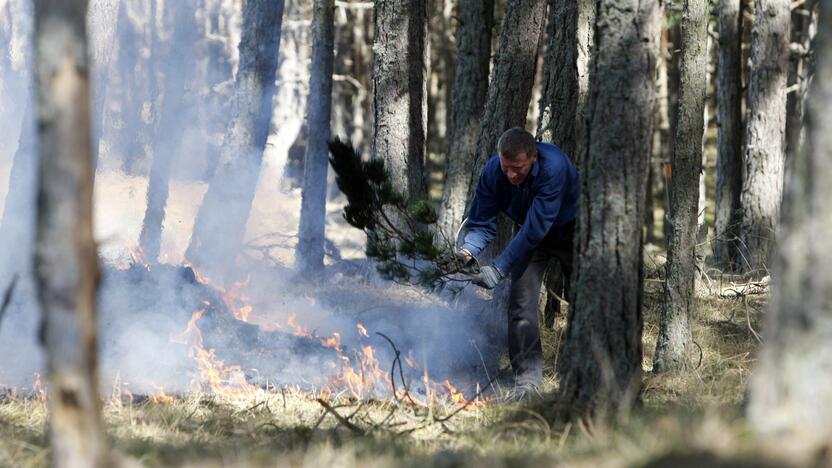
[316, 398, 366, 435]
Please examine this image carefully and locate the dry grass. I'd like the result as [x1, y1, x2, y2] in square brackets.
[0, 279, 794, 468]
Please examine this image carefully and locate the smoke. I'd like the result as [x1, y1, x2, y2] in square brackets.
[0, 0, 504, 399]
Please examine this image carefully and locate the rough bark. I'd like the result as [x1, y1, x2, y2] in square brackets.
[536, 0, 595, 163]
[467, 0, 548, 203]
[748, 3, 832, 440]
[139, 2, 199, 263]
[785, 0, 819, 159]
[713, 0, 744, 270]
[558, 0, 659, 410]
[296, 0, 335, 273]
[32, 0, 109, 466]
[738, 0, 790, 274]
[436, 0, 494, 237]
[653, 0, 709, 374]
[186, 0, 285, 279]
[372, 0, 428, 205]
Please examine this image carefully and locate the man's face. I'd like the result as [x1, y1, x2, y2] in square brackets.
[499, 151, 538, 186]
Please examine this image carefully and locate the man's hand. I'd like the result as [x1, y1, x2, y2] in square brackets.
[437, 248, 477, 274]
[471, 265, 504, 289]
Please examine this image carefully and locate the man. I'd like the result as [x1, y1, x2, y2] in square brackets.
[453, 127, 579, 395]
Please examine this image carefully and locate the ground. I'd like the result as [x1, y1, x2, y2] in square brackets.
[1, 274, 798, 468]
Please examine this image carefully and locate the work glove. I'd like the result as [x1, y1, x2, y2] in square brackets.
[471, 264, 504, 290]
[437, 248, 478, 274]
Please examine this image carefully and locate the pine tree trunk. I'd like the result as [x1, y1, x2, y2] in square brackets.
[785, 0, 819, 159]
[436, 0, 494, 237]
[186, 0, 286, 279]
[738, 0, 790, 274]
[536, 0, 594, 163]
[653, 0, 709, 373]
[713, 0, 743, 270]
[748, 3, 832, 440]
[296, 0, 335, 274]
[467, 0, 548, 200]
[372, 0, 428, 205]
[32, 1, 109, 466]
[139, 2, 199, 263]
[558, 0, 659, 410]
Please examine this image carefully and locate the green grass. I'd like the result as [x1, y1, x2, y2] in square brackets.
[0, 284, 791, 468]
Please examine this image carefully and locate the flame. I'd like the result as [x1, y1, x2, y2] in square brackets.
[149, 383, 174, 404]
[356, 323, 369, 337]
[404, 351, 419, 369]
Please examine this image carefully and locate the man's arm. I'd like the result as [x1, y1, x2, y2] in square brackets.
[493, 170, 565, 275]
[460, 171, 499, 257]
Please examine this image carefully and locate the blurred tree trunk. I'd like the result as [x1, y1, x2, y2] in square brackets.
[738, 0, 790, 274]
[648, 26, 672, 248]
[748, 3, 832, 439]
[436, 0, 494, 238]
[653, 0, 709, 373]
[186, 0, 285, 278]
[558, 0, 659, 410]
[785, 0, 819, 159]
[139, 2, 199, 263]
[32, 0, 109, 466]
[296, 0, 335, 274]
[713, 0, 743, 270]
[372, 0, 428, 206]
[87, 0, 120, 165]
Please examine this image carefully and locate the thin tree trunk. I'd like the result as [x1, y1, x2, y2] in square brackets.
[713, 0, 743, 269]
[653, 0, 709, 373]
[186, 0, 286, 279]
[436, 0, 494, 238]
[738, 0, 790, 274]
[372, 0, 429, 205]
[296, 0, 335, 273]
[139, 2, 198, 263]
[558, 0, 659, 410]
[748, 2, 832, 440]
[785, 0, 819, 159]
[32, 0, 109, 466]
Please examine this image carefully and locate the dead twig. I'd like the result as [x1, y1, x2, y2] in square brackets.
[316, 398, 366, 435]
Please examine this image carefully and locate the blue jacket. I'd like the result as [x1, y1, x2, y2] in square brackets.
[461, 142, 579, 275]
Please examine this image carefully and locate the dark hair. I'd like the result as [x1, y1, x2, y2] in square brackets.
[497, 127, 537, 159]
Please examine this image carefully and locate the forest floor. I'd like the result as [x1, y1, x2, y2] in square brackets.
[0, 273, 799, 468]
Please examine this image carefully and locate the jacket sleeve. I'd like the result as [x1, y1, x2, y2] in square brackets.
[493, 169, 565, 275]
[460, 170, 499, 257]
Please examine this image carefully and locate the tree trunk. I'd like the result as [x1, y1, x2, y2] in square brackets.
[653, 0, 709, 374]
[536, 0, 595, 163]
[558, 0, 659, 410]
[748, 3, 832, 440]
[372, 0, 428, 205]
[436, 0, 494, 237]
[738, 0, 790, 274]
[467, 0, 548, 202]
[32, 0, 109, 466]
[139, 2, 199, 263]
[785, 0, 819, 160]
[713, 0, 744, 270]
[296, 0, 335, 274]
[185, 0, 286, 279]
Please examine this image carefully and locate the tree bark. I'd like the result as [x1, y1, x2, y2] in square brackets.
[185, 0, 286, 279]
[138, 2, 199, 263]
[748, 2, 832, 440]
[558, 0, 659, 410]
[467, 0, 548, 203]
[713, 0, 744, 270]
[536, 0, 594, 163]
[372, 0, 429, 205]
[32, 0, 109, 466]
[653, 0, 709, 373]
[785, 0, 819, 160]
[296, 0, 335, 274]
[436, 0, 494, 237]
[738, 0, 790, 274]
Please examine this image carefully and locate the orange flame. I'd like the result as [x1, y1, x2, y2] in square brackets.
[356, 323, 369, 337]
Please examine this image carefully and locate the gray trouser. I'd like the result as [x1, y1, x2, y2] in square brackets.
[507, 221, 575, 385]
